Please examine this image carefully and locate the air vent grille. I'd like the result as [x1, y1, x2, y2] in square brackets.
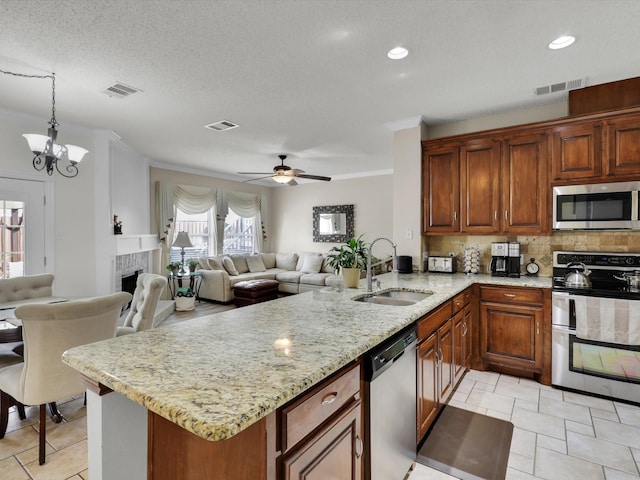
[205, 120, 239, 131]
[534, 78, 585, 96]
[103, 82, 142, 99]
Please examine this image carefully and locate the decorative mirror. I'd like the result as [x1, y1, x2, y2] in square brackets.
[313, 204, 354, 243]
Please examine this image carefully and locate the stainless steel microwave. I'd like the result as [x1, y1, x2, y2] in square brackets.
[552, 181, 640, 230]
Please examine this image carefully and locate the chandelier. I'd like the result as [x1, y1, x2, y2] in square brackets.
[0, 69, 88, 178]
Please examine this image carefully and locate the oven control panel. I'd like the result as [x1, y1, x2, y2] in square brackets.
[555, 251, 640, 268]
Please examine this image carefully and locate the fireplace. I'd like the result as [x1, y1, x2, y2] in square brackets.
[120, 269, 142, 310]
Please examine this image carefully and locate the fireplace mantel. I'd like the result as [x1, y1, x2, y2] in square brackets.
[116, 235, 160, 256]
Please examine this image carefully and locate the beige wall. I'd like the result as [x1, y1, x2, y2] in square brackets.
[271, 175, 393, 255]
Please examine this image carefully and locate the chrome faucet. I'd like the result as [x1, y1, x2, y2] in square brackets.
[367, 237, 397, 292]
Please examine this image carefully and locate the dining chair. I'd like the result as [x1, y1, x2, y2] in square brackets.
[0, 291, 132, 465]
[117, 273, 168, 336]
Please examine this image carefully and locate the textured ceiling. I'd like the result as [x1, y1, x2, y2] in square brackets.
[1, 0, 639, 185]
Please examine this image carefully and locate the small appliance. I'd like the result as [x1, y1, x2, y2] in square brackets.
[507, 241, 520, 278]
[397, 255, 413, 273]
[489, 242, 508, 276]
[427, 256, 456, 273]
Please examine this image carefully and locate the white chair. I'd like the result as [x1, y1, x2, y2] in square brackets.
[0, 292, 132, 465]
[117, 273, 168, 336]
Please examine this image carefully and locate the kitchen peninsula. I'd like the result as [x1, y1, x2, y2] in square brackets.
[63, 272, 551, 480]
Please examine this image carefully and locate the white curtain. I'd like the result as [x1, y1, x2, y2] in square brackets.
[227, 192, 263, 253]
[155, 182, 176, 274]
[173, 184, 217, 214]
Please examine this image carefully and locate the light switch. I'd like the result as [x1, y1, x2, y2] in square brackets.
[405, 228, 413, 239]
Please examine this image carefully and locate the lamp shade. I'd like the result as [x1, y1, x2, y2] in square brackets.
[23, 134, 50, 154]
[273, 174, 292, 184]
[66, 144, 89, 163]
[172, 231, 193, 248]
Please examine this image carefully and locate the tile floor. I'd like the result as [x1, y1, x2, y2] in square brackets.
[408, 370, 640, 480]
[1, 369, 638, 479]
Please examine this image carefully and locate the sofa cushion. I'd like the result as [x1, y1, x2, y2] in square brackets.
[295, 252, 322, 270]
[260, 253, 276, 269]
[230, 254, 250, 274]
[300, 272, 332, 286]
[275, 271, 305, 284]
[276, 253, 298, 271]
[321, 256, 335, 274]
[246, 255, 266, 273]
[222, 256, 239, 275]
[197, 257, 210, 270]
[207, 257, 225, 271]
[301, 255, 324, 274]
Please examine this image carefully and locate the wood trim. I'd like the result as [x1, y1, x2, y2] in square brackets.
[569, 77, 640, 116]
[80, 375, 113, 396]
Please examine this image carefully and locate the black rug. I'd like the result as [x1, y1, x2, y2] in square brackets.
[416, 406, 514, 480]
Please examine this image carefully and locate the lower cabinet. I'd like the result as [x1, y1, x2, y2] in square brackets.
[453, 304, 472, 385]
[479, 286, 545, 374]
[279, 362, 363, 479]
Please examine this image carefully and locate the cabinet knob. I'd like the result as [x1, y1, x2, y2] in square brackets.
[355, 435, 363, 458]
[536, 322, 540, 335]
[321, 392, 338, 405]
[503, 293, 516, 298]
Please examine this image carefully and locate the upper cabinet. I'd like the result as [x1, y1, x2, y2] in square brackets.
[423, 107, 640, 236]
[423, 133, 549, 235]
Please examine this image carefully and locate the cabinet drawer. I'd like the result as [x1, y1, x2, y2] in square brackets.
[417, 301, 452, 340]
[480, 286, 542, 305]
[281, 363, 360, 452]
[452, 289, 471, 314]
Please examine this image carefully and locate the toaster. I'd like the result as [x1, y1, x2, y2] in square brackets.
[427, 256, 456, 273]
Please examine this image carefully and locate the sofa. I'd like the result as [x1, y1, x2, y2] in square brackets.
[196, 252, 344, 303]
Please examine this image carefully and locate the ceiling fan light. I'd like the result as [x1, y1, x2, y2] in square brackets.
[273, 175, 292, 184]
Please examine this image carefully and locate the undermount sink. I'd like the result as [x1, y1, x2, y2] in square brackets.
[353, 289, 433, 306]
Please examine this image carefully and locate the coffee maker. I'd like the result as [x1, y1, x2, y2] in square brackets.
[490, 242, 508, 276]
[507, 241, 521, 278]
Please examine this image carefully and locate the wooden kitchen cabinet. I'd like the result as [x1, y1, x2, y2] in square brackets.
[551, 122, 603, 181]
[421, 144, 460, 234]
[452, 289, 473, 385]
[479, 286, 544, 374]
[605, 113, 640, 177]
[280, 362, 363, 479]
[416, 331, 439, 443]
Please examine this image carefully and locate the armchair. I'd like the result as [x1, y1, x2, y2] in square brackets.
[117, 273, 168, 336]
[0, 292, 132, 465]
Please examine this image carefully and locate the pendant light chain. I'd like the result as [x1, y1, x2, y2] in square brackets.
[0, 69, 57, 127]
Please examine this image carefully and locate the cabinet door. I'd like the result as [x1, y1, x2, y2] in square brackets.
[605, 114, 640, 177]
[502, 133, 549, 234]
[480, 301, 543, 372]
[551, 122, 602, 180]
[460, 139, 501, 233]
[417, 333, 439, 442]
[462, 303, 473, 368]
[452, 310, 466, 385]
[282, 401, 363, 480]
[422, 145, 460, 234]
[438, 319, 454, 403]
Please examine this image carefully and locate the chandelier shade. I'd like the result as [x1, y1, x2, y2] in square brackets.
[272, 174, 293, 184]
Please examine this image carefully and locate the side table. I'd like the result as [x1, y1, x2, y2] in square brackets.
[167, 272, 203, 301]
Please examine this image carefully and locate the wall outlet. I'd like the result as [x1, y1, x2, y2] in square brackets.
[405, 228, 413, 240]
[448, 252, 455, 257]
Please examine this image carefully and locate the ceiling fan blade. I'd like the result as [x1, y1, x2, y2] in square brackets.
[292, 173, 332, 181]
[242, 175, 274, 183]
[292, 168, 305, 174]
[238, 172, 274, 175]
[287, 179, 298, 186]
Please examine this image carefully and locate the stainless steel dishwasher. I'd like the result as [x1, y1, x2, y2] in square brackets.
[364, 326, 417, 480]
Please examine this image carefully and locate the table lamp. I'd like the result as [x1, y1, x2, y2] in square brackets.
[172, 231, 193, 275]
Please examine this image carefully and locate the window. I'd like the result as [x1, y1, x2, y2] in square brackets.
[0, 200, 24, 278]
[171, 208, 214, 263]
[223, 209, 255, 254]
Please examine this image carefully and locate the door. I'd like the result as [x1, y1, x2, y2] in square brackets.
[438, 320, 454, 402]
[416, 333, 439, 443]
[422, 144, 460, 234]
[551, 122, 602, 180]
[0, 178, 47, 277]
[606, 114, 640, 177]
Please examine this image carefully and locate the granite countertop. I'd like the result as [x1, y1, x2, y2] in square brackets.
[62, 272, 551, 442]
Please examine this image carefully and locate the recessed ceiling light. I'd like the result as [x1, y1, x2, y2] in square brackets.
[387, 46, 409, 60]
[548, 35, 575, 50]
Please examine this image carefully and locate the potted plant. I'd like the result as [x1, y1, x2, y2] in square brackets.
[326, 235, 368, 288]
[187, 259, 199, 273]
[166, 262, 181, 275]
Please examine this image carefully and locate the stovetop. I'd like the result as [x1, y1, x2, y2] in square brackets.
[553, 251, 640, 299]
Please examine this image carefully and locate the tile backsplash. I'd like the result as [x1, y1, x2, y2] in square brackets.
[425, 232, 640, 277]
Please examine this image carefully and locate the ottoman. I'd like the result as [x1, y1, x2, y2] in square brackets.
[233, 279, 279, 307]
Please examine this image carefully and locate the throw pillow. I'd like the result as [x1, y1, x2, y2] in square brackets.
[296, 252, 320, 270]
[276, 252, 298, 271]
[207, 257, 225, 271]
[196, 257, 210, 270]
[246, 255, 267, 273]
[321, 256, 335, 274]
[260, 252, 276, 269]
[229, 254, 249, 274]
[301, 255, 324, 274]
[222, 256, 239, 276]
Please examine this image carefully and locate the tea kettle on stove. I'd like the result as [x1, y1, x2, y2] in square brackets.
[564, 262, 592, 288]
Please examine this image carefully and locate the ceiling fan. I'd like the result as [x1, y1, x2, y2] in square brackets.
[238, 155, 331, 186]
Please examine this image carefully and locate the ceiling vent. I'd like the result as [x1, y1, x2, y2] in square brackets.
[205, 120, 239, 131]
[103, 82, 142, 99]
[534, 78, 585, 96]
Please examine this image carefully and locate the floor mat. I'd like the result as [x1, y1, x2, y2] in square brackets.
[416, 406, 514, 480]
